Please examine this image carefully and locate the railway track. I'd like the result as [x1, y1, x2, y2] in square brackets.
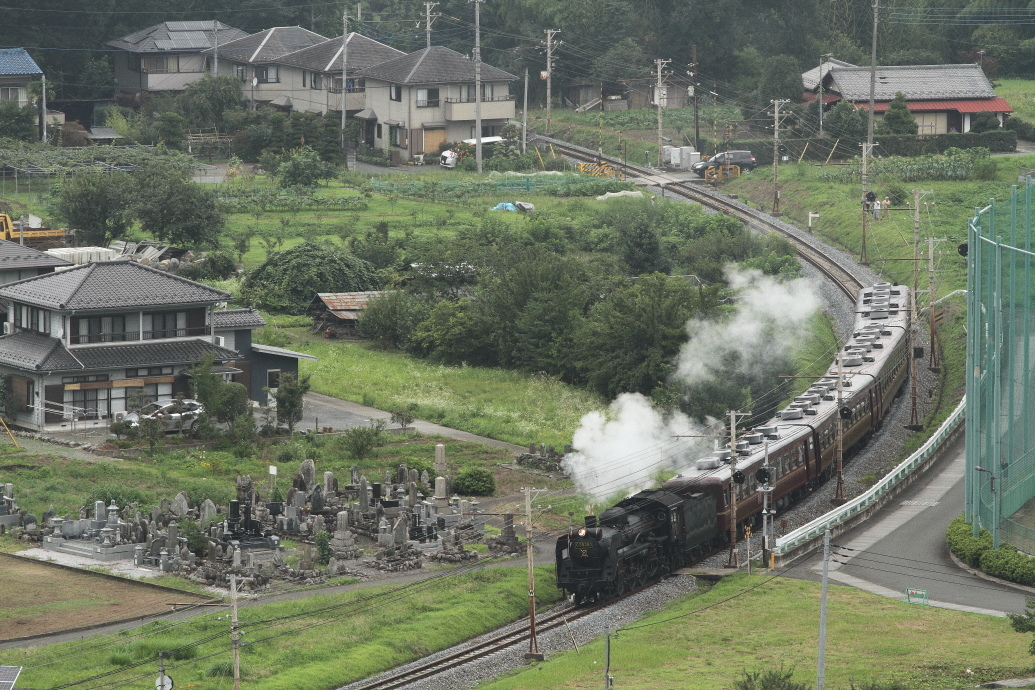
[538, 137, 867, 300]
[342, 601, 597, 690]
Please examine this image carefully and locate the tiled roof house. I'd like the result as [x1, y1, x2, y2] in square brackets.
[0, 262, 314, 431]
[0, 48, 42, 108]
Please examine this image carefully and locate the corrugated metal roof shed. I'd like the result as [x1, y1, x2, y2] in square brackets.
[309, 291, 388, 321]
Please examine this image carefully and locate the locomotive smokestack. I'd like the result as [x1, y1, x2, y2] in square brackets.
[584, 515, 597, 528]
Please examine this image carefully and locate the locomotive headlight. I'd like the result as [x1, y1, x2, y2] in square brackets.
[577, 528, 587, 537]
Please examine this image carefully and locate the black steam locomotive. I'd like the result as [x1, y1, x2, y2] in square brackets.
[556, 282, 911, 602]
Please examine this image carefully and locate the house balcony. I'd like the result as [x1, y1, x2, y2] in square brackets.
[445, 96, 515, 122]
[328, 89, 365, 112]
[69, 326, 211, 345]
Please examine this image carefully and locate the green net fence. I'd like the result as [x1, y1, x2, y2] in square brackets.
[966, 181, 1035, 552]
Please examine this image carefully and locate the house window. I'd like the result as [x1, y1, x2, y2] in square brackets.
[235, 64, 248, 83]
[302, 71, 307, 88]
[417, 88, 439, 107]
[346, 77, 363, 93]
[14, 304, 48, 335]
[311, 73, 323, 90]
[267, 369, 281, 389]
[72, 388, 107, 420]
[461, 83, 495, 102]
[74, 315, 127, 344]
[255, 65, 279, 84]
[125, 367, 173, 378]
[390, 84, 402, 102]
[390, 125, 406, 147]
[0, 87, 17, 102]
[142, 54, 179, 74]
[144, 311, 187, 339]
[376, 123, 382, 139]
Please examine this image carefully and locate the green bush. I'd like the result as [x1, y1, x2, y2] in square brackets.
[452, 467, 496, 496]
[946, 515, 993, 567]
[733, 667, 808, 690]
[315, 531, 331, 565]
[89, 483, 152, 510]
[979, 545, 1035, 587]
[1005, 117, 1035, 141]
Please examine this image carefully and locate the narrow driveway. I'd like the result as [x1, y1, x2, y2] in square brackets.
[791, 436, 1030, 617]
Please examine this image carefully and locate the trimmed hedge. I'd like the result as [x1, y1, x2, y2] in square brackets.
[1005, 117, 1035, 141]
[946, 514, 1035, 586]
[728, 129, 1016, 166]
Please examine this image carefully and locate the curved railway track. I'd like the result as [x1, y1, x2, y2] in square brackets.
[538, 137, 867, 299]
[342, 601, 597, 690]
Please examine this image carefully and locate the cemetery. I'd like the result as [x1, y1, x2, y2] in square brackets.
[0, 442, 527, 630]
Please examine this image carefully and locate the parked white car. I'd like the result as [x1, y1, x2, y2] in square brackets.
[122, 399, 204, 432]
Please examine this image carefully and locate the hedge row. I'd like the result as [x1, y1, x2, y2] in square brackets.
[728, 130, 1016, 166]
[1005, 117, 1035, 141]
[946, 515, 1035, 586]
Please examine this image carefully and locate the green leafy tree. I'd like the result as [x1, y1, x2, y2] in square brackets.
[757, 55, 804, 109]
[0, 102, 37, 142]
[277, 145, 326, 189]
[242, 241, 378, 314]
[138, 417, 164, 457]
[315, 531, 331, 565]
[66, 58, 116, 101]
[577, 274, 699, 398]
[876, 92, 918, 136]
[52, 171, 135, 246]
[270, 372, 311, 436]
[823, 99, 866, 142]
[154, 112, 187, 150]
[133, 173, 225, 248]
[357, 291, 428, 350]
[177, 75, 244, 129]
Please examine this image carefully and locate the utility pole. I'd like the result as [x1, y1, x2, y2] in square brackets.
[928, 235, 942, 370]
[833, 355, 847, 503]
[543, 30, 560, 135]
[909, 189, 924, 429]
[860, 141, 873, 265]
[212, 21, 219, 76]
[424, 2, 439, 48]
[230, 571, 241, 690]
[818, 53, 833, 136]
[655, 58, 671, 169]
[471, 0, 484, 173]
[522, 66, 529, 153]
[726, 410, 747, 568]
[340, 9, 349, 158]
[867, 0, 878, 148]
[771, 99, 788, 214]
[691, 46, 700, 151]
[817, 529, 831, 690]
[759, 441, 773, 568]
[523, 487, 544, 660]
[40, 73, 46, 144]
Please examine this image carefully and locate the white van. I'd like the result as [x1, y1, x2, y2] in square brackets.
[439, 136, 507, 168]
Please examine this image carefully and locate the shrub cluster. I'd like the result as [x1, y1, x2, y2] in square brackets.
[946, 515, 1035, 586]
[452, 467, 496, 496]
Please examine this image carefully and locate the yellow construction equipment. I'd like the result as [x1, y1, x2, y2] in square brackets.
[0, 213, 67, 248]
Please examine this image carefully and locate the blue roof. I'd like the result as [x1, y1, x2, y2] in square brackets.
[0, 48, 42, 76]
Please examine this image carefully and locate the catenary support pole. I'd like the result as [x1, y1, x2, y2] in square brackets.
[471, 0, 484, 173]
[817, 528, 830, 690]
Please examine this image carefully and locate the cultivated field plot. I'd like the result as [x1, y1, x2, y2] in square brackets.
[0, 555, 208, 641]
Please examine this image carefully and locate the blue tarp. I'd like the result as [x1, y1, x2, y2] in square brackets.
[491, 202, 518, 211]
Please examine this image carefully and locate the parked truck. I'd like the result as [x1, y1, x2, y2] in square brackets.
[0, 213, 68, 247]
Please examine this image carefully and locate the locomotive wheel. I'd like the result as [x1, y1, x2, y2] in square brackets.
[573, 592, 585, 606]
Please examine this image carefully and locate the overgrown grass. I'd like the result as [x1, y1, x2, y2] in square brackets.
[10, 566, 563, 690]
[285, 329, 601, 447]
[997, 79, 1035, 122]
[480, 575, 1033, 689]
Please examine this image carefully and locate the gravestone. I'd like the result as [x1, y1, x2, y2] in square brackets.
[311, 485, 325, 512]
[420, 470, 430, 488]
[200, 499, 217, 524]
[434, 477, 447, 507]
[359, 477, 369, 511]
[393, 514, 409, 545]
[397, 464, 408, 484]
[285, 487, 298, 508]
[384, 470, 392, 489]
[408, 482, 418, 508]
[170, 492, 190, 518]
[94, 501, 105, 522]
[434, 444, 447, 476]
[351, 465, 360, 484]
[324, 471, 336, 495]
[408, 469, 419, 485]
[299, 458, 316, 490]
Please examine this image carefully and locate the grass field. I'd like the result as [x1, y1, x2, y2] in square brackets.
[997, 79, 1035, 121]
[481, 575, 1034, 690]
[5, 566, 564, 690]
[0, 554, 209, 641]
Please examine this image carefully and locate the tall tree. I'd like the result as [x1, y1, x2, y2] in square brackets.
[877, 92, 918, 136]
[270, 373, 311, 436]
[52, 171, 136, 246]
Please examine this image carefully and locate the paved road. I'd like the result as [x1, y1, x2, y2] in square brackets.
[790, 435, 1031, 617]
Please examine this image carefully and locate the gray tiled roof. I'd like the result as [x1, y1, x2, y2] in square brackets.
[0, 48, 42, 76]
[213, 308, 266, 330]
[802, 58, 856, 91]
[357, 46, 516, 84]
[106, 22, 249, 53]
[0, 333, 238, 371]
[0, 240, 72, 271]
[275, 33, 404, 73]
[212, 26, 328, 64]
[0, 261, 231, 311]
[828, 64, 996, 101]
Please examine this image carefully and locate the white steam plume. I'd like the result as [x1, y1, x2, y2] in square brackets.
[564, 266, 822, 504]
[675, 266, 822, 384]
[562, 393, 711, 504]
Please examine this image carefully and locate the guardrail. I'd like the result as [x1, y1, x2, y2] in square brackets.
[774, 397, 966, 563]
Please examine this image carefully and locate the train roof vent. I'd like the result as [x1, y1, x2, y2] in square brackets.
[873, 282, 892, 290]
[849, 341, 872, 352]
[696, 457, 721, 470]
[869, 310, 889, 320]
[880, 329, 892, 336]
[744, 432, 764, 444]
[780, 408, 803, 420]
[754, 425, 777, 436]
[735, 440, 749, 451]
[715, 448, 732, 460]
[804, 408, 818, 415]
[843, 354, 864, 366]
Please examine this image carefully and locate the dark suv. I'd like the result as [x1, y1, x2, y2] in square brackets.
[691, 150, 756, 175]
